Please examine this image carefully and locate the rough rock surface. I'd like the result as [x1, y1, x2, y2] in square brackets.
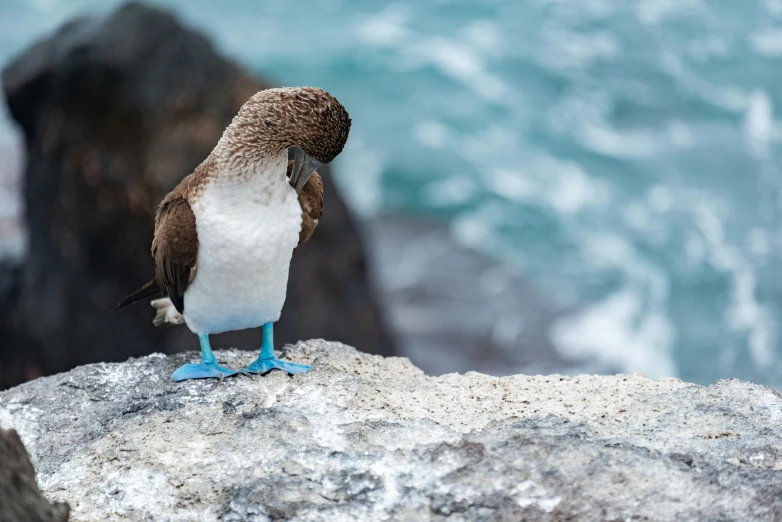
[0, 2, 393, 389]
[1, 341, 781, 521]
[0, 428, 69, 522]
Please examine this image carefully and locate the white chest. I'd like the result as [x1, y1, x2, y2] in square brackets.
[182, 165, 302, 334]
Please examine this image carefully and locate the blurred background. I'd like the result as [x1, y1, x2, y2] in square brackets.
[1, 0, 782, 390]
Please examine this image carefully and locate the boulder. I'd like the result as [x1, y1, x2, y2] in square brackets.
[0, 2, 394, 390]
[0, 428, 69, 522]
[1, 341, 780, 521]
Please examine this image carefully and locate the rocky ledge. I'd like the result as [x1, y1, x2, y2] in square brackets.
[0, 341, 781, 521]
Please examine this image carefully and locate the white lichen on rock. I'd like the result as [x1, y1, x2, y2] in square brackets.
[1, 341, 781, 521]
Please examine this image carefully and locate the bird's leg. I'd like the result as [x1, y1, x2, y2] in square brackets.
[241, 322, 311, 375]
[172, 334, 239, 382]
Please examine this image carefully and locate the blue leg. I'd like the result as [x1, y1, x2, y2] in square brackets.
[242, 322, 311, 375]
[172, 334, 239, 382]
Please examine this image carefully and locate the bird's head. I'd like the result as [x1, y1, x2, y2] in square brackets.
[225, 87, 351, 192]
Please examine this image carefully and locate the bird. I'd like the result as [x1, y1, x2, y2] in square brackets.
[115, 86, 350, 381]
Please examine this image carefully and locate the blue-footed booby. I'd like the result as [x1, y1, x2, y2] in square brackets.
[115, 87, 350, 381]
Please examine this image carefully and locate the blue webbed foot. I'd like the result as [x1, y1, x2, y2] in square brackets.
[172, 362, 238, 382]
[242, 358, 311, 376]
[172, 334, 239, 382]
[244, 322, 310, 376]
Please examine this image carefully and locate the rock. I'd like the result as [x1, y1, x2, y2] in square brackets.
[366, 216, 585, 377]
[1, 341, 780, 521]
[0, 428, 69, 522]
[0, 2, 394, 389]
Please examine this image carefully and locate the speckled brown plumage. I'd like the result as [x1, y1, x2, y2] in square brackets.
[151, 196, 198, 313]
[291, 160, 324, 254]
[215, 87, 351, 171]
[115, 87, 345, 315]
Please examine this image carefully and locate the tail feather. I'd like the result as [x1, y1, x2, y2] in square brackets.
[113, 279, 163, 311]
[151, 298, 185, 328]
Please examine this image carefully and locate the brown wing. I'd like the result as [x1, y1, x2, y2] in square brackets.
[151, 195, 198, 313]
[295, 169, 324, 254]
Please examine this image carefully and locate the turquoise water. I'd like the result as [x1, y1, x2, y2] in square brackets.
[2, 0, 782, 387]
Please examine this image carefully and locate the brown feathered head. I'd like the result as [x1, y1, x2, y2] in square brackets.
[226, 86, 351, 165]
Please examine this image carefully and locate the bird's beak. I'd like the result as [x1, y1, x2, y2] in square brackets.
[289, 147, 321, 194]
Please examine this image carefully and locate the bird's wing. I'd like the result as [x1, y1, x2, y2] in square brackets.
[287, 160, 324, 254]
[152, 194, 198, 313]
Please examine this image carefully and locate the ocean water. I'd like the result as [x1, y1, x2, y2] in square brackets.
[2, 0, 782, 388]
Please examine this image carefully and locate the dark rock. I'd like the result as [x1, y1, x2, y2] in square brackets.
[0, 2, 394, 389]
[0, 428, 69, 522]
[365, 216, 583, 377]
